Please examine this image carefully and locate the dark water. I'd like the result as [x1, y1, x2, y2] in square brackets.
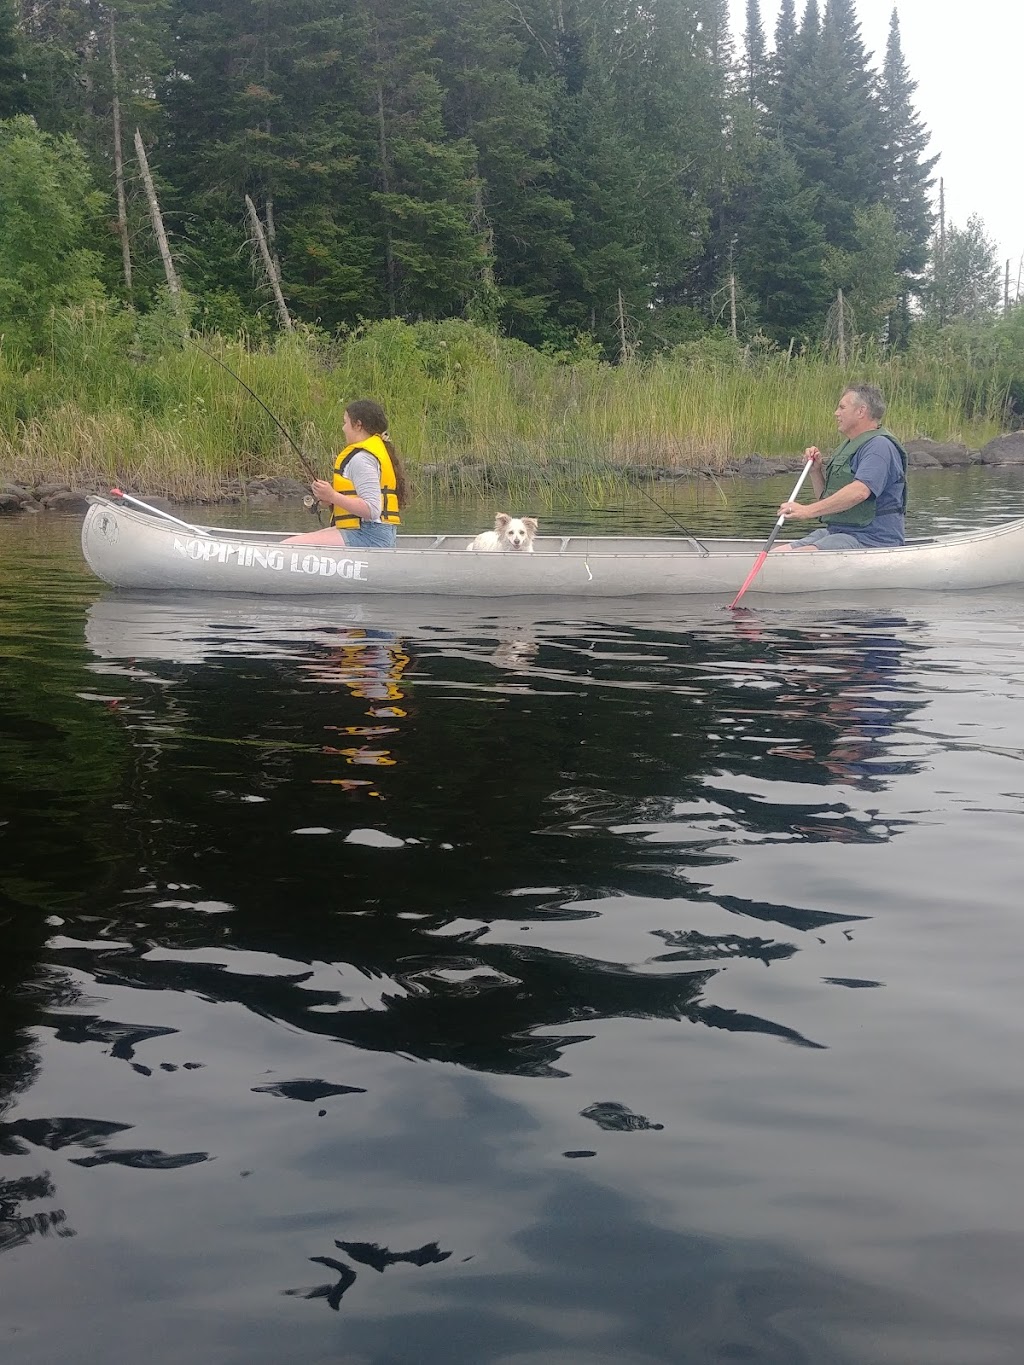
[3, 472, 1024, 1364]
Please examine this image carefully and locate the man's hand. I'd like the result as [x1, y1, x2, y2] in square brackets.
[804, 446, 823, 465]
[778, 499, 814, 519]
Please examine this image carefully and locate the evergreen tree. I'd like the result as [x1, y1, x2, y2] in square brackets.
[878, 7, 936, 341]
[767, 0, 798, 126]
[743, 0, 766, 108]
[545, 0, 723, 352]
[735, 141, 829, 342]
[434, 0, 572, 342]
[784, 0, 885, 250]
[361, 0, 481, 320]
[0, 0, 30, 118]
[824, 201, 902, 337]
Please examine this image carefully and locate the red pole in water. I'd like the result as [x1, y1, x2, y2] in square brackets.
[728, 457, 815, 610]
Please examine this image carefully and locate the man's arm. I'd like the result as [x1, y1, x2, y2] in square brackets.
[779, 480, 870, 521]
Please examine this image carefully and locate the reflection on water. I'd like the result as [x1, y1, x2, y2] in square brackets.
[3, 479, 1024, 1363]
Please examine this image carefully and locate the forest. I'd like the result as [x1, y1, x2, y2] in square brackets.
[1, 0, 1020, 494]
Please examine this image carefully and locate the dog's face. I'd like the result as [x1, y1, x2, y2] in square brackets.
[494, 513, 538, 551]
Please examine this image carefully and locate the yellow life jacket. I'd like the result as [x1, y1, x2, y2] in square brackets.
[331, 434, 402, 529]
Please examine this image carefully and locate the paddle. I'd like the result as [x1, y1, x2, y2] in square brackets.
[110, 488, 209, 536]
[728, 456, 816, 610]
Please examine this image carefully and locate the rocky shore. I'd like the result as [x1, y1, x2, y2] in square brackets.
[0, 475, 310, 516]
[3, 435, 1024, 516]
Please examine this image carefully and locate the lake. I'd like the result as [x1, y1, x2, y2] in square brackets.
[2, 469, 1024, 1364]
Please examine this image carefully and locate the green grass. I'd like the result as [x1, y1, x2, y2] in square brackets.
[0, 305, 1010, 501]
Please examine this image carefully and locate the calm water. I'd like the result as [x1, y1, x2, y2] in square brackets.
[3, 471, 1024, 1364]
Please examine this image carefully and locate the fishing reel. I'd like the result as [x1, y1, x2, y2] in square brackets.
[303, 493, 326, 524]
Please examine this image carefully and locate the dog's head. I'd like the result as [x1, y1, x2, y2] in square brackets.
[494, 513, 538, 551]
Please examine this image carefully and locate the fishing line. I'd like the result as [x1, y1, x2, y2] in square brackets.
[185, 334, 324, 516]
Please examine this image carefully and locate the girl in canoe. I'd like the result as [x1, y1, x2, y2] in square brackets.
[284, 399, 406, 547]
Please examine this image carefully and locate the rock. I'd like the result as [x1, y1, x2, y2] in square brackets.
[978, 433, 1024, 465]
[246, 476, 297, 497]
[275, 477, 309, 497]
[732, 454, 781, 476]
[0, 492, 24, 514]
[33, 482, 71, 498]
[904, 438, 973, 467]
[42, 489, 91, 513]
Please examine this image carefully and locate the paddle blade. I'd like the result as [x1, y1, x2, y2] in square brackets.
[728, 549, 768, 610]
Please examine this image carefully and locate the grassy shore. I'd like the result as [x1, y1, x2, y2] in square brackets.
[0, 306, 1011, 502]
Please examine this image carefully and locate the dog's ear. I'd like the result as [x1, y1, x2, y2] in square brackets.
[522, 517, 538, 534]
[494, 513, 511, 530]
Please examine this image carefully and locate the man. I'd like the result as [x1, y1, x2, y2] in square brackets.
[772, 384, 908, 552]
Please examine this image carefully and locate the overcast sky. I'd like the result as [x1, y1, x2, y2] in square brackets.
[728, 0, 1023, 272]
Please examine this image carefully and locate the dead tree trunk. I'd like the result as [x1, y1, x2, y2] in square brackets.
[134, 128, 183, 310]
[245, 193, 294, 331]
[937, 178, 946, 326]
[264, 198, 282, 283]
[109, 17, 132, 294]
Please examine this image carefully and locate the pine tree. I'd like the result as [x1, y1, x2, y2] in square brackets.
[542, 0, 723, 352]
[784, 0, 885, 250]
[743, 0, 766, 108]
[878, 7, 936, 341]
[824, 201, 902, 337]
[0, 0, 30, 118]
[767, 0, 798, 126]
[434, 0, 572, 342]
[360, 0, 481, 320]
[735, 141, 829, 342]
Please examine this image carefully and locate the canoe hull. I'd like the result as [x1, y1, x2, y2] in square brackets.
[81, 498, 1024, 596]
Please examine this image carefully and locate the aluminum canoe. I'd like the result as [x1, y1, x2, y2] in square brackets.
[81, 496, 1024, 597]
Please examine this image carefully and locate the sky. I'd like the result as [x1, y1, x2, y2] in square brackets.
[728, 0, 1024, 274]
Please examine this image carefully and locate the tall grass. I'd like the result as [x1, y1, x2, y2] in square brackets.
[0, 303, 1011, 501]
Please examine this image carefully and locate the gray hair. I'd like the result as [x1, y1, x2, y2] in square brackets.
[843, 383, 886, 422]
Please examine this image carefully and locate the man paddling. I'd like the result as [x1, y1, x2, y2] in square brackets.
[772, 384, 908, 552]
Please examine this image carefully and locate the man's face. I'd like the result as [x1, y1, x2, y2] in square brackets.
[835, 390, 868, 436]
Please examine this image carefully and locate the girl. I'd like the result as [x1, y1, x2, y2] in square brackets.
[285, 400, 406, 547]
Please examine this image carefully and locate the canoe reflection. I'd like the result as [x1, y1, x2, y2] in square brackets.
[69, 597, 940, 1077]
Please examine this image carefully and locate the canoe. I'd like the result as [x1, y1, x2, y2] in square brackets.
[81, 495, 1024, 597]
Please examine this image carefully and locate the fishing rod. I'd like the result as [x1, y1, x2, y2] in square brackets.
[633, 483, 710, 557]
[185, 334, 323, 515]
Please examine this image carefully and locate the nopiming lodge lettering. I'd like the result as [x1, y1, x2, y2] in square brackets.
[173, 536, 369, 580]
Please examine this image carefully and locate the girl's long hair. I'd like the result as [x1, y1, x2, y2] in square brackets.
[345, 399, 408, 506]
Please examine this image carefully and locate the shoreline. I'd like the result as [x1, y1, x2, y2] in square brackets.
[2, 437, 1023, 517]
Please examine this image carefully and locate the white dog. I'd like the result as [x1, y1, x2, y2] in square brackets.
[467, 513, 538, 552]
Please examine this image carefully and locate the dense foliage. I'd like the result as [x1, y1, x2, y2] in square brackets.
[0, 0, 1004, 359]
